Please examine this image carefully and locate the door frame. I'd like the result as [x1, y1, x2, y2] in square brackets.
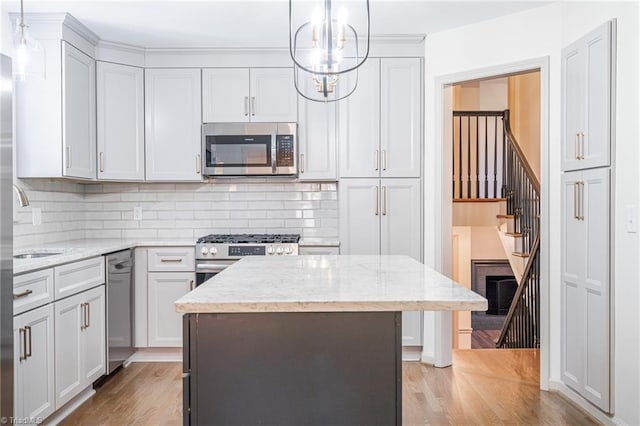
[430, 57, 550, 390]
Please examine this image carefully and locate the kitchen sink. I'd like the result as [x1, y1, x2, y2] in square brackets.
[14, 252, 62, 259]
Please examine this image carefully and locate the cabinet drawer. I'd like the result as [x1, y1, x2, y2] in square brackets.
[147, 247, 195, 272]
[299, 247, 340, 255]
[54, 257, 106, 300]
[13, 269, 54, 315]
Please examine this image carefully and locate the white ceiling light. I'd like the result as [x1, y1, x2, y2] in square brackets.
[12, 0, 46, 81]
[289, 0, 370, 103]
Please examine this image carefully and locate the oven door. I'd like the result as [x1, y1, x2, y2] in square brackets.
[195, 260, 236, 286]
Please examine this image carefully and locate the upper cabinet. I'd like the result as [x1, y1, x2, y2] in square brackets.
[202, 68, 297, 123]
[16, 41, 97, 179]
[561, 20, 614, 171]
[298, 76, 337, 181]
[145, 68, 203, 181]
[339, 58, 422, 178]
[97, 62, 145, 181]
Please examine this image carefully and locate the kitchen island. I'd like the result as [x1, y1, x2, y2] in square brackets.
[175, 255, 487, 426]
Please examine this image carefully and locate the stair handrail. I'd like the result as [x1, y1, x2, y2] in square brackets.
[496, 235, 540, 348]
[503, 110, 540, 193]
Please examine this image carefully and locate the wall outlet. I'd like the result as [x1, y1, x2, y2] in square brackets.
[133, 207, 143, 221]
[31, 208, 42, 226]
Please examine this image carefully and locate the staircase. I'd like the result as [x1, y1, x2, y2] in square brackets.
[453, 109, 540, 349]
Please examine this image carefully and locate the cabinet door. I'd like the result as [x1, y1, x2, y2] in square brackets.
[148, 272, 194, 347]
[81, 285, 106, 385]
[380, 178, 421, 260]
[561, 42, 584, 171]
[14, 304, 55, 420]
[582, 22, 613, 170]
[54, 293, 84, 408]
[62, 42, 96, 179]
[250, 68, 297, 122]
[561, 171, 585, 391]
[338, 59, 380, 178]
[145, 68, 202, 181]
[338, 179, 380, 255]
[298, 76, 337, 180]
[380, 58, 421, 178]
[581, 168, 610, 411]
[97, 62, 145, 180]
[202, 68, 249, 123]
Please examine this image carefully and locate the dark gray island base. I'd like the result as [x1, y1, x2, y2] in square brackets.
[183, 312, 402, 426]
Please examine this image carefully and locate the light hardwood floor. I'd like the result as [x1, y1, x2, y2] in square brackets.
[61, 350, 597, 426]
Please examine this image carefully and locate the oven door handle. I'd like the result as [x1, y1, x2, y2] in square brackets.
[196, 264, 230, 272]
[271, 130, 277, 174]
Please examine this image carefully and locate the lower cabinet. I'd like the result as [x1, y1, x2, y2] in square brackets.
[13, 304, 55, 420]
[54, 285, 106, 408]
[148, 272, 194, 347]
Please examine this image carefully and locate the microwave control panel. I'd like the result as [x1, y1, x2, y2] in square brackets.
[276, 135, 295, 166]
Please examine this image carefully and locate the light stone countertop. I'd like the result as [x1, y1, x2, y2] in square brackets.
[175, 255, 488, 313]
[13, 238, 196, 274]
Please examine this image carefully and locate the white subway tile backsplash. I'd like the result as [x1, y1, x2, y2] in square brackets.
[14, 181, 338, 248]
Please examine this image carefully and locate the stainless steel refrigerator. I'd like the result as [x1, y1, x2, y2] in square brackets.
[0, 53, 14, 420]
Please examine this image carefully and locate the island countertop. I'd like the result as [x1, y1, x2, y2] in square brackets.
[175, 255, 488, 313]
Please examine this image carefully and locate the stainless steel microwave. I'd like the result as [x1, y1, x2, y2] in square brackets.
[202, 123, 297, 177]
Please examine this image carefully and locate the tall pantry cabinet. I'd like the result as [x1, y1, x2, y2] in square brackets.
[560, 20, 614, 413]
[338, 57, 423, 349]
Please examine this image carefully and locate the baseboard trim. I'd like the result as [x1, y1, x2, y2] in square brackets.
[402, 346, 422, 361]
[45, 387, 95, 426]
[420, 353, 436, 366]
[129, 347, 183, 362]
[548, 380, 617, 425]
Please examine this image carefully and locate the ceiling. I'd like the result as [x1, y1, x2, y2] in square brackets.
[1, 1, 550, 48]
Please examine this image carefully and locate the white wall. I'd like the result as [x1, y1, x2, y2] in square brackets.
[423, 2, 639, 424]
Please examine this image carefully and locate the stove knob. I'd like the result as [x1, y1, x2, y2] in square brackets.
[276, 247, 284, 255]
[200, 246, 209, 255]
[285, 246, 293, 254]
[210, 247, 218, 255]
[267, 246, 275, 255]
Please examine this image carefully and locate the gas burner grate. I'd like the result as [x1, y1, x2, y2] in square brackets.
[197, 233, 301, 244]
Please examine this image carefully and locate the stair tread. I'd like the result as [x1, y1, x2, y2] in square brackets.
[505, 232, 524, 237]
[496, 214, 514, 219]
[512, 252, 530, 258]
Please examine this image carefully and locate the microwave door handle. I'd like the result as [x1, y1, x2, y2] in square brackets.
[271, 131, 277, 174]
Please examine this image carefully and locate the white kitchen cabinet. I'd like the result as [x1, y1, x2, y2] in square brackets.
[54, 256, 105, 300]
[298, 75, 337, 181]
[202, 68, 297, 123]
[338, 59, 380, 178]
[13, 268, 54, 316]
[340, 178, 423, 347]
[339, 58, 422, 178]
[147, 272, 194, 347]
[16, 40, 96, 179]
[14, 304, 55, 420]
[561, 168, 610, 412]
[147, 247, 195, 272]
[561, 20, 614, 171]
[145, 68, 202, 181]
[54, 285, 106, 408]
[97, 61, 145, 180]
[62, 42, 97, 179]
[380, 58, 422, 178]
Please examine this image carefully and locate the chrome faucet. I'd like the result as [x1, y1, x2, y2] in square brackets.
[12, 184, 29, 207]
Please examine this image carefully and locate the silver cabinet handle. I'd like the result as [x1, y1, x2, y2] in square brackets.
[13, 289, 33, 299]
[300, 154, 305, 174]
[251, 97, 256, 116]
[66, 146, 71, 168]
[579, 181, 585, 220]
[86, 302, 90, 329]
[382, 150, 387, 171]
[375, 150, 379, 171]
[161, 258, 183, 263]
[80, 303, 87, 330]
[25, 325, 32, 359]
[382, 186, 387, 216]
[574, 182, 579, 219]
[575, 133, 580, 160]
[196, 154, 201, 174]
[579, 133, 585, 160]
[190, 280, 195, 291]
[244, 96, 249, 116]
[99, 152, 104, 172]
[375, 186, 379, 216]
[19, 328, 27, 361]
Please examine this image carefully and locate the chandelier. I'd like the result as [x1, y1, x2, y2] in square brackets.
[289, 0, 370, 102]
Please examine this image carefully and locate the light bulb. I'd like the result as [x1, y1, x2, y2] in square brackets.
[12, 18, 45, 80]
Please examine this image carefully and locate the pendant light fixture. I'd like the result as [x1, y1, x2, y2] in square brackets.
[12, 0, 45, 81]
[289, 0, 370, 103]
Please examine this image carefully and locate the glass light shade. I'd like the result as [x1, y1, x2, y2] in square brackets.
[12, 20, 46, 81]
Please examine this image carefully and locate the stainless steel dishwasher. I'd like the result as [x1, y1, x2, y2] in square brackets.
[106, 249, 135, 374]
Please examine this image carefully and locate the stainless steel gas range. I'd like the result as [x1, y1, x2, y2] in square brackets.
[195, 233, 300, 286]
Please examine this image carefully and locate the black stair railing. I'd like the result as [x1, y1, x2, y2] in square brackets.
[452, 109, 541, 349]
